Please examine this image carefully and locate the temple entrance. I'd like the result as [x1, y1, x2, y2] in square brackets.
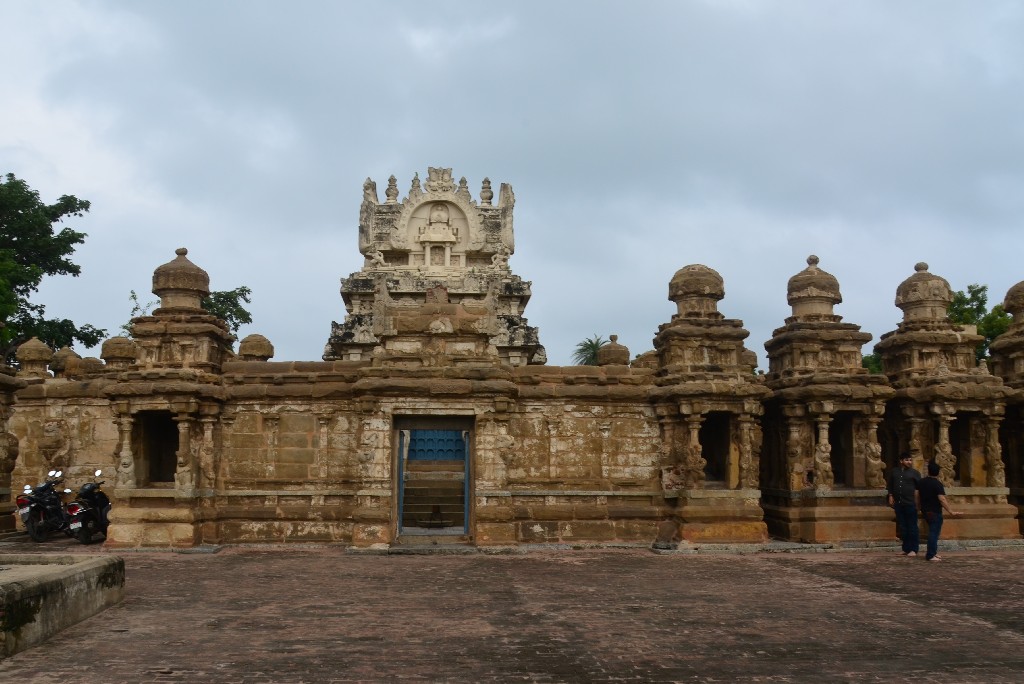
[396, 418, 472, 535]
[132, 410, 177, 486]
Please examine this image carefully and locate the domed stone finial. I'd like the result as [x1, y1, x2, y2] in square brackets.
[152, 247, 210, 311]
[787, 255, 841, 319]
[895, 261, 952, 323]
[668, 264, 725, 319]
[15, 337, 53, 378]
[101, 336, 138, 368]
[238, 334, 275, 362]
[1003, 280, 1024, 320]
[596, 334, 630, 366]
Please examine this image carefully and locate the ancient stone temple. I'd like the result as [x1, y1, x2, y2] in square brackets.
[1, 167, 1021, 549]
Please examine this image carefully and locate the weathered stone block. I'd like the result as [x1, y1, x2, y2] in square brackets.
[279, 413, 315, 433]
[474, 522, 516, 544]
[518, 521, 559, 543]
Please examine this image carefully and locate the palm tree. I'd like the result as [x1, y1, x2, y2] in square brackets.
[572, 334, 607, 366]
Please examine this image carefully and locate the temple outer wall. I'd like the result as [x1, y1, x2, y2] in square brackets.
[8, 362, 669, 548]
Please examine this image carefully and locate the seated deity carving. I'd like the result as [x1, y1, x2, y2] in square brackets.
[491, 245, 510, 269]
[420, 202, 458, 242]
[368, 251, 387, 267]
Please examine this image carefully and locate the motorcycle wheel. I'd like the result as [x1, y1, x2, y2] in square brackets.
[26, 512, 48, 543]
[76, 518, 94, 545]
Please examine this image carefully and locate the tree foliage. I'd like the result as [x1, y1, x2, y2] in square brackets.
[202, 286, 253, 334]
[572, 334, 607, 366]
[122, 286, 253, 336]
[0, 173, 106, 364]
[861, 352, 883, 374]
[948, 283, 1011, 361]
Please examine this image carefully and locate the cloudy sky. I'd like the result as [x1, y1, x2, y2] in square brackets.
[3, 1, 1022, 367]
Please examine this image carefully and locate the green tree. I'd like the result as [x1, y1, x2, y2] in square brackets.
[572, 334, 607, 366]
[948, 283, 1011, 361]
[0, 173, 106, 364]
[202, 286, 253, 334]
[861, 352, 883, 374]
[121, 286, 253, 336]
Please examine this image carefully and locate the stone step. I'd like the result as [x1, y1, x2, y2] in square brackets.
[405, 460, 465, 472]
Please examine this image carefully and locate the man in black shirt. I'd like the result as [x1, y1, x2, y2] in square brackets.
[918, 460, 962, 561]
[887, 453, 921, 556]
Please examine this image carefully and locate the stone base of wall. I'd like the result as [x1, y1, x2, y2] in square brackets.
[673, 489, 768, 543]
[762, 489, 895, 543]
[940, 496, 1020, 540]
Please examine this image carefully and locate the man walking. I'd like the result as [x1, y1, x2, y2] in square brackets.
[918, 460, 962, 561]
[887, 453, 921, 556]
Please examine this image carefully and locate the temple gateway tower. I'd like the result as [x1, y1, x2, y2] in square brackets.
[323, 167, 545, 367]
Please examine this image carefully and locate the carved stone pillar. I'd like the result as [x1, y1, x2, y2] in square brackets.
[864, 415, 886, 488]
[904, 416, 926, 462]
[199, 417, 217, 490]
[934, 413, 956, 484]
[985, 416, 1006, 487]
[115, 414, 136, 489]
[785, 416, 810, 491]
[681, 414, 705, 489]
[174, 415, 194, 489]
[736, 416, 760, 490]
[813, 414, 834, 491]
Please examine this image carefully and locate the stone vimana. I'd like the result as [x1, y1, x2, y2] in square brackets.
[2, 166, 1023, 549]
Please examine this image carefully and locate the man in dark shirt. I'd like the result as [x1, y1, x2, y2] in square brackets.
[887, 453, 921, 556]
[918, 460, 962, 561]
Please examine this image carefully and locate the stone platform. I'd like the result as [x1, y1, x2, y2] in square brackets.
[0, 551, 125, 657]
[0, 534, 1023, 681]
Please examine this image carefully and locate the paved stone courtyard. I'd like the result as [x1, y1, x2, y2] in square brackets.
[2, 537, 1023, 682]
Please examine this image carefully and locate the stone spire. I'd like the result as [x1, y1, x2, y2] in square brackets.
[877, 262, 986, 383]
[765, 256, 873, 380]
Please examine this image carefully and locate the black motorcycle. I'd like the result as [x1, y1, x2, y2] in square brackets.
[15, 470, 74, 542]
[66, 469, 111, 544]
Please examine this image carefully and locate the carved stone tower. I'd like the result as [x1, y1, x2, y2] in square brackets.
[761, 256, 893, 542]
[875, 262, 1016, 540]
[650, 264, 769, 543]
[322, 168, 545, 367]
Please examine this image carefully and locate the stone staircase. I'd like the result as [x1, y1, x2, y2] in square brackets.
[401, 459, 465, 531]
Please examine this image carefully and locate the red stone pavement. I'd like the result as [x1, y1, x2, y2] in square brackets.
[2, 535, 1023, 683]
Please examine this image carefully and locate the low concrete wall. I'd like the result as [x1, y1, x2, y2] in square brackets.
[0, 554, 125, 657]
